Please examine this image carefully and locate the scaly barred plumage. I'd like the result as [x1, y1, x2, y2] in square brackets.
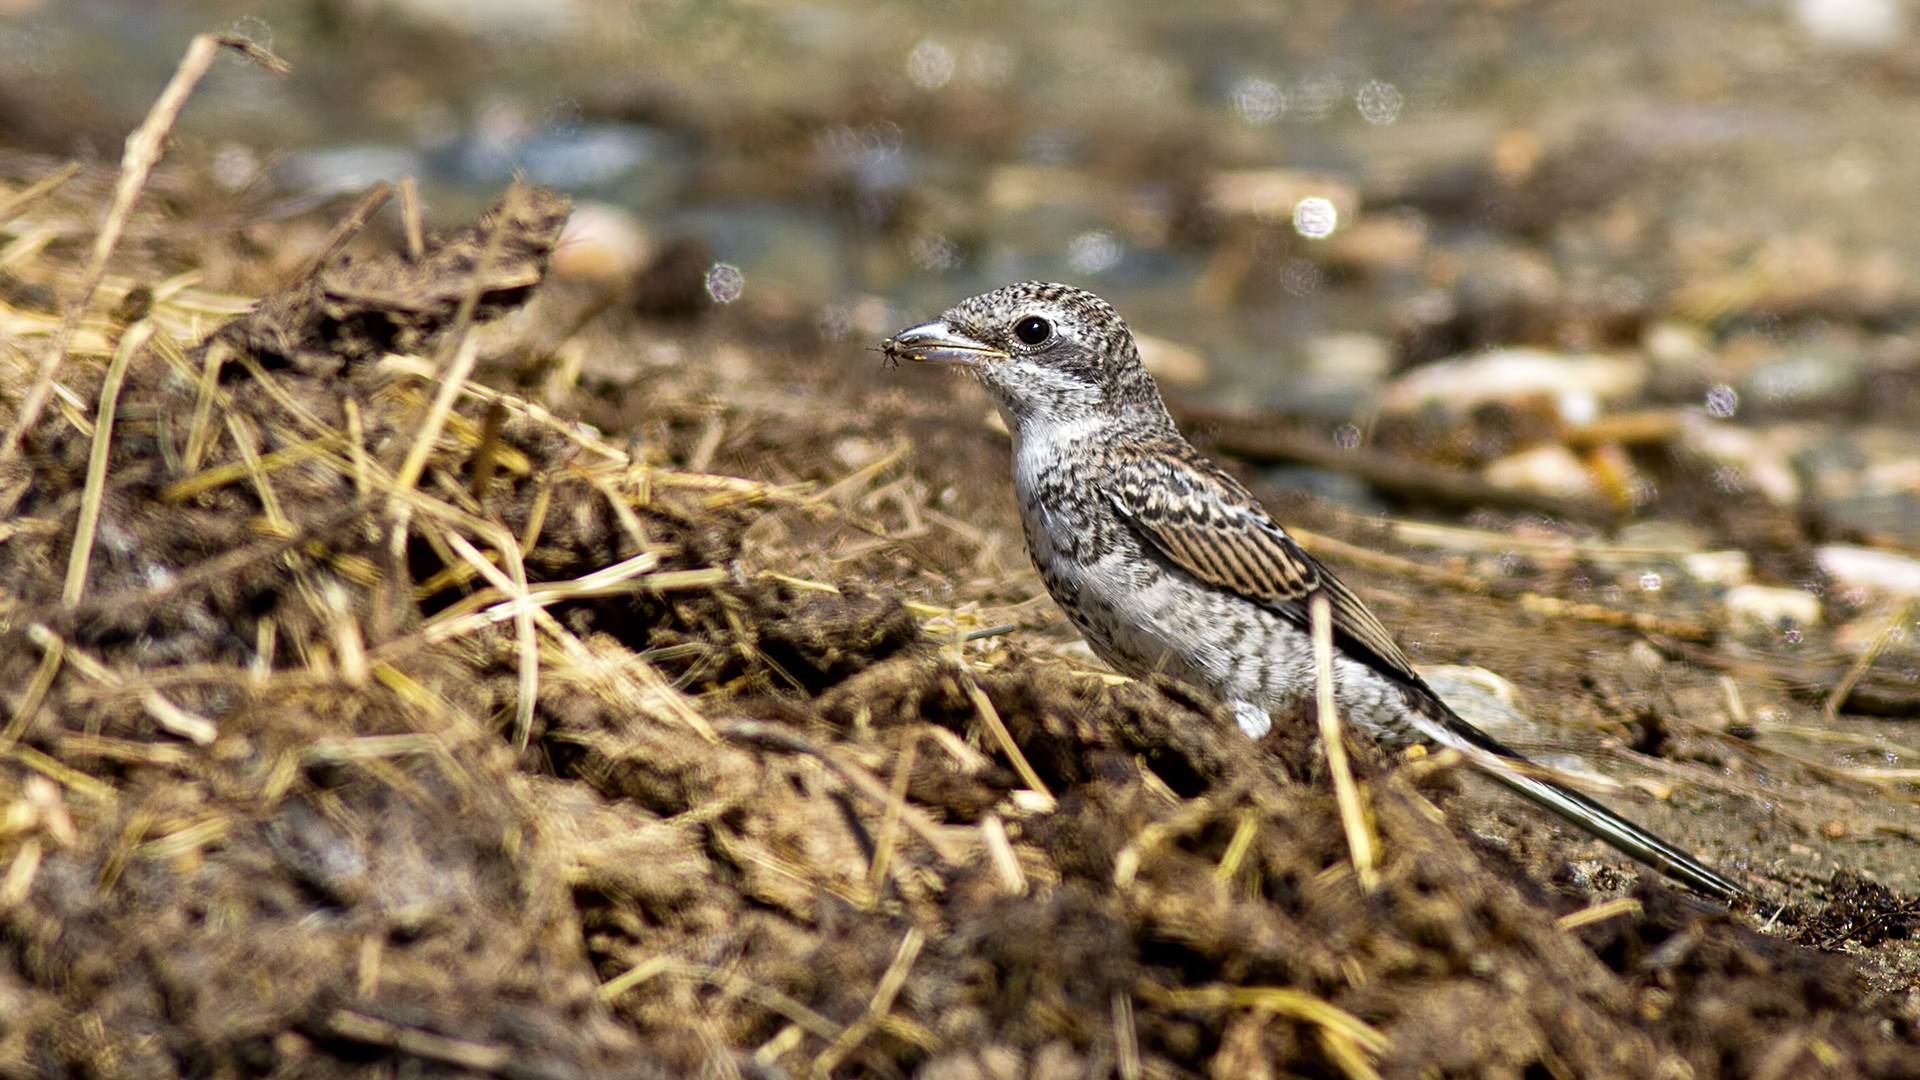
[882, 280, 1742, 901]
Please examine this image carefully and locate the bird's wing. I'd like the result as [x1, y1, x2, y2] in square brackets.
[1105, 441, 1744, 901]
[1103, 441, 1422, 686]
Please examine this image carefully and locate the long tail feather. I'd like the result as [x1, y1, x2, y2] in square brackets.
[1406, 701, 1742, 901]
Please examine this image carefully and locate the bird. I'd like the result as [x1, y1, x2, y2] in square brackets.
[881, 281, 1742, 901]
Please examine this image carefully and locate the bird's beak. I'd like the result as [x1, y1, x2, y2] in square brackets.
[881, 321, 1008, 368]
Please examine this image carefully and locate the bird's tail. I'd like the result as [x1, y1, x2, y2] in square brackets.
[1404, 698, 1743, 902]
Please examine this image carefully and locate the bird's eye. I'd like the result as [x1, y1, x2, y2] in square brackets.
[1013, 315, 1052, 346]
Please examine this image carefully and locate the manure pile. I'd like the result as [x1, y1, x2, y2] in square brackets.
[0, 173, 1914, 1080]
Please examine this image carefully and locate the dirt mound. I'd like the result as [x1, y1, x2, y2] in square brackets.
[0, 176, 1915, 1079]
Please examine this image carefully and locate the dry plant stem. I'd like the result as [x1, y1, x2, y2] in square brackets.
[398, 175, 425, 260]
[0, 34, 287, 472]
[63, 320, 153, 607]
[325, 1011, 507, 1073]
[286, 181, 393, 285]
[1557, 897, 1644, 930]
[1113, 991, 1142, 1080]
[666, 961, 843, 1041]
[393, 335, 483, 500]
[716, 720, 962, 862]
[1311, 593, 1378, 891]
[1825, 601, 1914, 721]
[866, 729, 918, 896]
[809, 926, 925, 1080]
[979, 811, 1027, 894]
[1143, 983, 1387, 1080]
[0, 161, 81, 230]
[181, 340, 227, 474]
[391, 183, 523, 501]
[440, 530, 538, 749]
[1, 637, 63, 747]
[470, 400, 507, 500]
[957, 666, 1055, 807]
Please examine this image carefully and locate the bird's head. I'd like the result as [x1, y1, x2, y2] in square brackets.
[881, 281, 1172, 432]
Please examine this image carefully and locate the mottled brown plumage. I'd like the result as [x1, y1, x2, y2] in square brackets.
[883, 281, 1741, 900]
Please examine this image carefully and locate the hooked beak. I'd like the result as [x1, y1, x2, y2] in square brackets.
[880, 320, 1008, 368]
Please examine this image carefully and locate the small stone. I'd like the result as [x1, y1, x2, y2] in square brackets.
[551, 201, 652, 281]
[1300, 332, 1393, 388]
[1322, 211, 1428, 270]
[1725, 584, 1822, 630]
[1795, 0, 1905, 48]
[1817, 545, 1920, 597]
[1483, 444, 1598, 500]
[1822, 819, 1850, 838]
[1380, 348, 1645, 423]
[1683, 550, 1752, 587]
[1679, 413, 1804, 506]
[1643, 320, 1715, 374]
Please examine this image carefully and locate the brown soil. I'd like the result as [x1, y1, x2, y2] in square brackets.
[2, 174, 1919, 1080]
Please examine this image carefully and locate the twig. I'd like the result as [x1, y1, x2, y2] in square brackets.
[957, 667, 1055, 809]
[1, 34, 287, 472]
[180, 339, 228, 474]
[1311, 594, 1378, 891]
[978, 811, 1027, 894]
[63, 320, 152, 607]
[810, 926, 925, 1080]
[1141, 982, 1387, 1080]
[666, 961, 843, 1041]
[0, 160, 81, 231]
[0, 637, 63, 747]
[1214, 807, 1260, 883]
[867, 728, 918, 897]
[1825, 601, 1914, 721]
[1113, 990, 1142, 1080]
[469, 400, 507, 500]
[1556, 896, 1643, 930]
[286, 181, 393, 286]
[715, 720, 964, 863]
[441, 530, 537, 749]
[323, 1011, 507, 1074]
[398, 175, 424, 260]
[390, 182, 524, 501]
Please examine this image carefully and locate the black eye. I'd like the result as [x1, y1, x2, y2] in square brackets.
[1013, 316, 1052, 346]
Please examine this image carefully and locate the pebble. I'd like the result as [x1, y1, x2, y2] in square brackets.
[1301, 332, 1393, 388]
[1725, 583, 1822, 630]
[1642, 320, 1715, 376]
[1742, 346, 1861, 409]
[1683, 550, 1752, 587]
[1794, 0, 1905, 48]
[1321, 211, 1428, 270]
[550, 201, 652, 281]
[1677, 412, 1804, 506]
[1482, 444, 1598, 500]
[1816, 545, 1920, 597]
[1379, 348, 1645, 424]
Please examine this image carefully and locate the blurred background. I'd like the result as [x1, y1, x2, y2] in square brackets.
[3, 0, 1916, 391]
[6, 0, 1920, 546]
